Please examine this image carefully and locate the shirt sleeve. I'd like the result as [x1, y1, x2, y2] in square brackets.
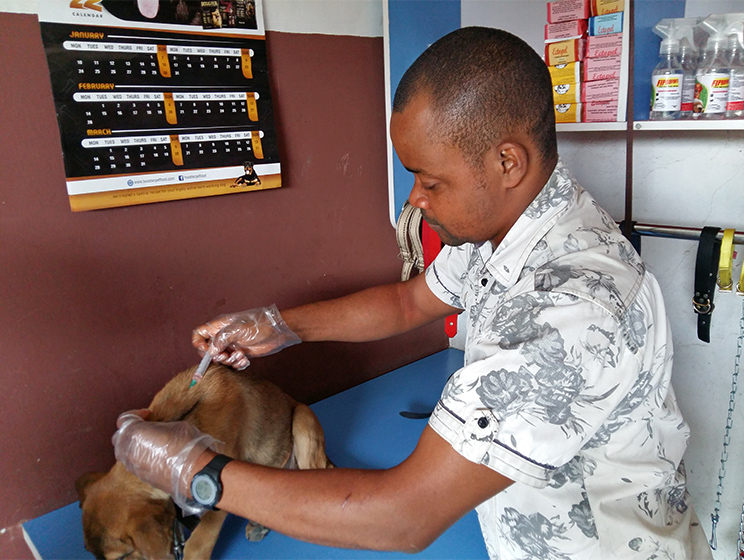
[428, 290, 643, 488]
[424, 244, 470, 310]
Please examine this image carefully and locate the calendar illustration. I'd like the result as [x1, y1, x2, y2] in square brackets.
[38, 0, 280, 211]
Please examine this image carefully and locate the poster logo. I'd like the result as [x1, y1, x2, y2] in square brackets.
[69, 0, 102, 12]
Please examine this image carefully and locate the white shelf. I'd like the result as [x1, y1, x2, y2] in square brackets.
[557, 122, 627, 132]
[632, 120, 744, 131]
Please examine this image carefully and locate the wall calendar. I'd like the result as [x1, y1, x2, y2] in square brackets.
[39, 0, 280, 212]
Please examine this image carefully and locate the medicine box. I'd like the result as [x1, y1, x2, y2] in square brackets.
[552, 81, 582, 104]
[545, 38, 586, 65]
[554, 103, 583, 123]
[583, 54, 622, 81]
[585, 33, 623, 58]
[581, 78, 620, 102]
[548, 62, 582, 84]
[545, 19, 588, 43]
[589, 12, 623, 35]
[583, 99, 618, 122]
[590, 0, 624, 16]
[547, 0, 590, 24]
[589, 12, 623, 36]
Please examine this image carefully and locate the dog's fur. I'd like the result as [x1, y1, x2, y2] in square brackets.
[76, 364, 333, 560]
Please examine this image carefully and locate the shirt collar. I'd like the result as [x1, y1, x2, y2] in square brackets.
[484, 158, 577, 286]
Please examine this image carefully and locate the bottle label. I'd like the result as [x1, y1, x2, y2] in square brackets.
[651, 73, 682, 112]
[727, 72, 744, 111]
[694, 73, 729, 114]
[681, 74, 696, 112]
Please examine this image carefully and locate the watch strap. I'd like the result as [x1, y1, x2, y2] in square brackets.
[203, 453, 233, 474]
[693, 226, 721, 343]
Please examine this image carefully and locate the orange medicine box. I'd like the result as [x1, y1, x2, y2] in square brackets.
[545, 38, 586, 65]
[555, 103, 583, 123]
[548, 61, 582, 84]
[591, 0, 624, 16]
[547, 0, 590, 24]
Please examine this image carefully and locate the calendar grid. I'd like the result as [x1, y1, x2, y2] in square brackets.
[39, 0, 280, 211]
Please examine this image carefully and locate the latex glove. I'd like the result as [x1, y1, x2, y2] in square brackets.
[192, 304, 301, 370]
[112, 410, 223, 516]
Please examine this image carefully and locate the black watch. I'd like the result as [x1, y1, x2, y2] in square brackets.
[190, 454, 233, 510]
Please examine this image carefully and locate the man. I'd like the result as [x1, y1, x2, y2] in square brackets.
[114, 27, 709, 558]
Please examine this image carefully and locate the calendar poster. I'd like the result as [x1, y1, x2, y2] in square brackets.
[38, 0, 281, 212]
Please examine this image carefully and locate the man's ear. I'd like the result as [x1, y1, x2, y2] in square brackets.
[495, 142, 528, 189]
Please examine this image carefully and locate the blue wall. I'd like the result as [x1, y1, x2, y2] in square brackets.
[388, 0, 460, 219]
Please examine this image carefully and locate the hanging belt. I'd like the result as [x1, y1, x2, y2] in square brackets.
[693, 226, 721, 342]
[396, 202, 424, 281]
[717, 229, 736, 292]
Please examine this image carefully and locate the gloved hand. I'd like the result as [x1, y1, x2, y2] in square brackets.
[192, 304, 301, 370]
[112, 410, 223, 516]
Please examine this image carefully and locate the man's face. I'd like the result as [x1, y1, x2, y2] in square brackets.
[390, 93, 513, 248]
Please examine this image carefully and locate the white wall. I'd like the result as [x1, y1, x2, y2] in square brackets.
[0, 0, 384, 36]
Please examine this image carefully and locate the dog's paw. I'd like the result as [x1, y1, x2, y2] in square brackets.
[245, 521, 270, 542]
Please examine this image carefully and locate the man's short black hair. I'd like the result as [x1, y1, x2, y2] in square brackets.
[393, 26, 557, 168]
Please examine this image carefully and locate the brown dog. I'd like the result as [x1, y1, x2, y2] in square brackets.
[76, 363, 333, 560]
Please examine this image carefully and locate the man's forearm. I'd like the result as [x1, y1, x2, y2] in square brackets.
[218, 462, 428, 552]
[189, 427, 512, 552]
[280, 275, 456, 344]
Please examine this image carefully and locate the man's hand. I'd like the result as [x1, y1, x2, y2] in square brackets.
[112, 410, 222, 515]
[192, 304, 301, 370]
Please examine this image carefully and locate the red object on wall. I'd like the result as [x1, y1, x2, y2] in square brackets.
[421, 221, 458, 338]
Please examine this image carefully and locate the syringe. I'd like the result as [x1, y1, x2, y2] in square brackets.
[189, 352, 212, 388]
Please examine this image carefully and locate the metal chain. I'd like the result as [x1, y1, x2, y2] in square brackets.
[738, 501, 744, 558]
[710, 298, 744, 551]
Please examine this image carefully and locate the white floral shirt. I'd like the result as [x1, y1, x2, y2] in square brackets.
[426, 161, 711, 559]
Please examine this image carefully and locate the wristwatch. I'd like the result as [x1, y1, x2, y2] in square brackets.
[190, 454, 233, 510]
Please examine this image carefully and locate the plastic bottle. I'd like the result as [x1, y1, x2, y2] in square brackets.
[694, 31, 730, 119]
[725, 29, 744, 119]
[652, 18, 700, 119]
[679, 36, 698, 118]
[650, 38, 683, 120]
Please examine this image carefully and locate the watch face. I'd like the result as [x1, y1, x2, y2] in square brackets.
[192, 474, 218, 505]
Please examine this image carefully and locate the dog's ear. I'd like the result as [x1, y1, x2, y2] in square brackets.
[75, 472, 106, 506]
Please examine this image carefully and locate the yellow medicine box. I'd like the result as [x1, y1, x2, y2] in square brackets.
[555, 103, 583, 123]
[548, 62, 582, 85]
[552, 81, 582, 104]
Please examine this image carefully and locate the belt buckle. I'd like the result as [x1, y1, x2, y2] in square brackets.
[693, 296, 714, 315]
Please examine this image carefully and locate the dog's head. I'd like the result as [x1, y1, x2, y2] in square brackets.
[76, 467, 177, 560]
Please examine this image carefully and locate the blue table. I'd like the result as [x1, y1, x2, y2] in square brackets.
[23, 349, 488, 559]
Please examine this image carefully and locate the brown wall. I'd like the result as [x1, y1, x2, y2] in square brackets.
[0, 13, 447, 558]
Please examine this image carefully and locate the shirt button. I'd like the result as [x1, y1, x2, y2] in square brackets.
[478, 417, 489, 429]
[481, 278, 488, 287]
